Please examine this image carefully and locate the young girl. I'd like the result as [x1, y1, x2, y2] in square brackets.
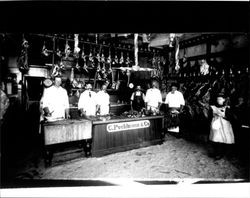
[208, 93, 235, 160]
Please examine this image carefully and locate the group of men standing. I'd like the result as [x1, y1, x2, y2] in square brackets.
[41, 77, 185, 136]
[131, 81, 185, 113]
[130, 80, 185, 134]
[41, 76, 110, 121]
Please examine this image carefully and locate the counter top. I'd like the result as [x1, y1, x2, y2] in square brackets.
[43, 118, 90, 126]
[42, 115, 164, 126]
[69, 103, 130, 108]
[91, 115, 164, 125]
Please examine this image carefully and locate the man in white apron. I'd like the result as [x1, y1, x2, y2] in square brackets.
[78, 83, 97, 117]
[165, 82, 185, 136]
[96, 84, 110, 115]
[145, 81, 162, 113]
[41, 76, 70, 122]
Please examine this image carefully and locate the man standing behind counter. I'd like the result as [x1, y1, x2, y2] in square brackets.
[145, 81, 162, 112]
[78, 83, 97, 117]
[41, 76, 70, 121]
[96, 84, 110, 115]
[165, 82, 185, 135]
[130, 85, 145, 112]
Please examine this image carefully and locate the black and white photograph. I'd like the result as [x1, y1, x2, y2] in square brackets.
[0, 1, 249, 197]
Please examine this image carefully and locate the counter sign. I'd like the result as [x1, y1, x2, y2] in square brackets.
[107, 120, 150, 133]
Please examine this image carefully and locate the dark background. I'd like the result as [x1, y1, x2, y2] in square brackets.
[0, 1, 249, 33]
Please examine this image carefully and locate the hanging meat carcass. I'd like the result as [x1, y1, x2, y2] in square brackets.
[64, 39, 71, 59]
[200, 59, 209, 75]
[51, 64, 61, 77]
[175, 38, 180, 72]
[125, 52, 130, 67]
[88, 49, 94, 67]
[73, 34, 80, 70]
[81, 44, 88, 73]
[119, 52, 124, 65]
[17, 37, 29, 73]
[114, 54, 119, 65]
[73, 34, 80, 58]
[101, 53, 106, 73]
[41, 41, 49, 57]
[56, 46, 62, 58]
[95, 52, 102, 80]
[101, 53, 107, 79]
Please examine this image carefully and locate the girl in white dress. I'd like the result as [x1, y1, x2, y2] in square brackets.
[208, 93, 235, 160]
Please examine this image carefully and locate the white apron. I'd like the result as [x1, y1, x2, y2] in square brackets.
[209, 105, 235, 144]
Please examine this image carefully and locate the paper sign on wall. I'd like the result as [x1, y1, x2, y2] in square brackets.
[107, 120, 150, 133]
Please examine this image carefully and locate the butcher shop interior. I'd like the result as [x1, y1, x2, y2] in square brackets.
[0, 32, 249, 187]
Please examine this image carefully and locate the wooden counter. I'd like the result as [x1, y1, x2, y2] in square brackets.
[42, 119, 92, 145]
[41, 119, 92, 166]
[91, 115, 164, 157]
[41, 116, 164, 165]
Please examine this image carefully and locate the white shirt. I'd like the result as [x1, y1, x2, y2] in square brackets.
[41, 86, 69, 119]
[96, 90, 110, 115]
[165, 90, 185, 108]
[78, 90, 97, 116]
[145, 88, 162, 110]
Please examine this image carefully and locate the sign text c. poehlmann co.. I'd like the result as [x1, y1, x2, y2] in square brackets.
[107, 120, 150, 132]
